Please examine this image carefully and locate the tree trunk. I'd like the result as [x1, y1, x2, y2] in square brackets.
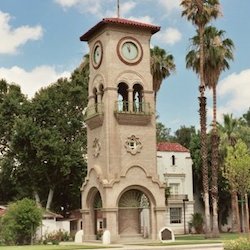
[33, 190, 41, 207]
[244, 193, 249, 233]
[231, 190, 240, 232]
[211, 133, 219, 237]
[199, 95, 211, 237]
[198, 20, 211, 237]
[211, 84, 219, 237]
[46, 188, 54, 210]
[240, 194, 245, 232]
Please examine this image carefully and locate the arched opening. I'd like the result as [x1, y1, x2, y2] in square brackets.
[93, 87, 98, 112]
[93, 191, 103, 237]
[99, 84, 104, 101]
[117, 82, 128, 112]
[118, 189, 150, 238]
[133, 84, 143, 112]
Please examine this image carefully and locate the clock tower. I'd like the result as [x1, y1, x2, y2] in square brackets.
[80, 18, 166, 242]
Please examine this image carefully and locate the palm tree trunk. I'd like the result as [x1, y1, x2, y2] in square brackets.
[199, 24, 211, 237]
[199, 95, 211, 237]
[211, 84, 219, 237]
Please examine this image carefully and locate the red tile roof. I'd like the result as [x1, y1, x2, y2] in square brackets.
[157, 142, 189, 152]
[80, 18, 161, 41]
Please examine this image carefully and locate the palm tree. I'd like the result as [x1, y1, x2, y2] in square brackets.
[218, 114, 241, 232]
[150, 46, 175, 101]
[186, 26, 234, 236]
[181, 0, 220, 237]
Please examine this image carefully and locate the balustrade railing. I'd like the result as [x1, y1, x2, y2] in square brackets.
[115, 101, 151, 114]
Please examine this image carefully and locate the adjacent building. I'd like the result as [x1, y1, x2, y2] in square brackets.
[157, 142, 194, 234]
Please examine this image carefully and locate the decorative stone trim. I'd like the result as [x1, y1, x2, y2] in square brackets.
[124, 135, 142, 155]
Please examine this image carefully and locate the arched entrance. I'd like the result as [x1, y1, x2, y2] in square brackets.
[93, 191, 103, 238]
[118, 189, 150, 238]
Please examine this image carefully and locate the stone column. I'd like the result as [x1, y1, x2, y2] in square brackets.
[102, 209, 119, 242]
[82, 209, 95, 241]
[128, 89, 133, 112]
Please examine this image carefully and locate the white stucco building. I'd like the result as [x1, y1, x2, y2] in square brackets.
[157, 142, 194, 234]
[36, 210, 70, 241]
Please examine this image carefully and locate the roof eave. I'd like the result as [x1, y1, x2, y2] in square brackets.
[80, 18, 161, 42]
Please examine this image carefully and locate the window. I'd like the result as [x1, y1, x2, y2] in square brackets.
[170, 207, 182, 224]
[172, 155, 175, 165]
[169, 183, 179, 195]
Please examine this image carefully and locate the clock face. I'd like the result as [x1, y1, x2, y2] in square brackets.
[121, 42, 138, 60]
[92, 41, 103, 69]
[117, 37, 143, 65]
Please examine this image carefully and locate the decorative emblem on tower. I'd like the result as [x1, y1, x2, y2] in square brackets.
[124, 135, 142, 155]
[93, 138, 101, 157]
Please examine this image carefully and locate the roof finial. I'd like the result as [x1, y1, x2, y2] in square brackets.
[117, 0, 120, 18]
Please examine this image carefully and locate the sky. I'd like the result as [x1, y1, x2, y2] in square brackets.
[0, 0, 250, 133]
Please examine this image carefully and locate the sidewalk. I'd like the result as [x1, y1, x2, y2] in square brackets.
[65, 242, 224, 250]
[101, 243, 223, 250]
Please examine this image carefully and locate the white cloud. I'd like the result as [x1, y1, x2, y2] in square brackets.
[0, 11, 43, 54]
[104, 1, 137, 18]
[158, 0, 181, 14]
[121, 1, 136, 16]
[127, 16, 154, 25]
[156, 27, 182, 45]
[207, 69, 250, 123]
[0, 66, 71, 98]
[55, 0, 103, 16]
[55, 0, 137, 18]
[54, 0, 80, 8]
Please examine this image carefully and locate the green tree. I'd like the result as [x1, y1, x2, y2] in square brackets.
[0, 198, 42, 245]
[186, 25, 234, 236]
[156, 122, 172, 142]
[10, 69, 88, 212]
[218, 113, 241, 232]
[242, 107, 250, 126]
[181, 0, 221, 237]
[224, 140, 250, 233]
[0, 80, 28, 203]
[150, 46, 175, 100]
[174, 125, 196, 148]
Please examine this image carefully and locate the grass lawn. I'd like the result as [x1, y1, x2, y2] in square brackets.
[0, 233, 248, 249]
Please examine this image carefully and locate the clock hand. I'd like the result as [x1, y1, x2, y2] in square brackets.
[127, 44, 131, 53]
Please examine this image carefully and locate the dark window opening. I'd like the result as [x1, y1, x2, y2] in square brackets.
[133, 83, 143, 112]
[118, 82, 129, 112]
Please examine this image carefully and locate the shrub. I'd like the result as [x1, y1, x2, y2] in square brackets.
[189, 212, 203, 234]
[224, 237, 250, 250]
[0, 198, 42, 245]
[44, 230, 71, 245]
